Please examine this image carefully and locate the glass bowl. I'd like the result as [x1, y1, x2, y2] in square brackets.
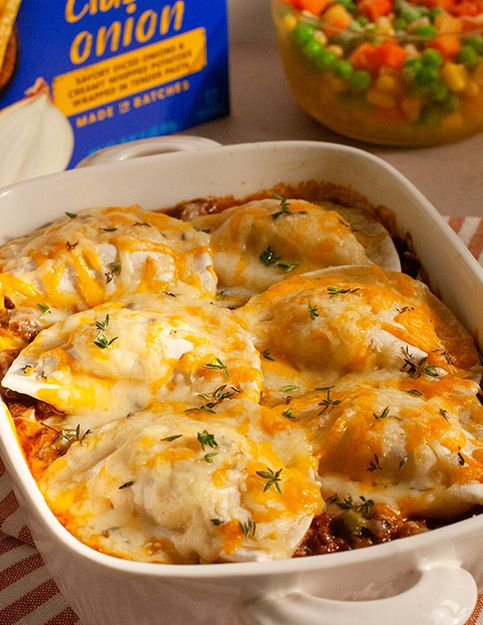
[272, 0, 483, 146]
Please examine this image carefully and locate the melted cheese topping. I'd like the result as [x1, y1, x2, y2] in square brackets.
[1, 199, 482, 564]
[272, 372, 483, 517]
[0, 205, 216, 324]
[3, 293, 262, 428]
[192, 199, 400, 305]
[38, 400, 322, 563]
[238, 265, 480, 405]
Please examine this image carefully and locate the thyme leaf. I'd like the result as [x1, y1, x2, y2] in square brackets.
[256, 467, 283, 493]
[401, 347, 440, 379]
[197, 430, 218, 452]
[65, 212, 77, 219]
[239, 519, 257, 537]
[317, 386, 341, 415]
[261, 349, 275, 361]
[308, 300, 319, 320]
[259, 245, 280, 266]
[282, 407, 296, 421]
[204, 358, 229, 379]
[373, 406, 390, 420]
[161, 434, 183, 442]
[36, 303, 51, 317]
[367, 454, 383, 472]
[119, 481, 135, 490]
[327, 286, 360, 298]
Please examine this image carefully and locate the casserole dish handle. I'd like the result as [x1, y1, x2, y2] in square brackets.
[75, 136, 221, 168]
[246, 562, 477, 625]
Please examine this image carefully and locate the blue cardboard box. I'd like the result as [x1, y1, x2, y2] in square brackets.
[0, 1, 229, 177]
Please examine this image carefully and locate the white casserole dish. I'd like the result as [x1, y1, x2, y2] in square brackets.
[0, 139, 482, 625]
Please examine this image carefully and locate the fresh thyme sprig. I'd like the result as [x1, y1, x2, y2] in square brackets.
[186, 385, 240, 414]
[401, 347, 439, 379]
[327, 286, 360, 298]
[239, 519, 257, 538]
[36, 303, 51, 317]
[204, 358, 229, 379]
[367, 454, 383, 472]
[197, 430, 218, 452]
[256, 467, 283, 493]
[271, 193, 307, 220]
[259, 245, 299, 272]
[317, 386, 341, 415]
[93, 314, 118, 349]
[308, 301, 319, 320]
[373, 406, 390, 420]
[282, 407, 296, 421]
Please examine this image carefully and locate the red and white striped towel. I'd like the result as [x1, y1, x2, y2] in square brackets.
[0, 216, 482, 625]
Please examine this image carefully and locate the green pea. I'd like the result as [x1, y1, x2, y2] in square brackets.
[422, 48, 443, 67]
[334, 59, 354, 79]
[442, 94, 460, 113]
[416, 65, 440, 84]
[457, 45, 480, 67]
[314, 48, 337, 70]
[402, 58, 422, 83]
[349, 70, 371, 92]
[463, 35, 483, 56]
[303, 39, 323, 60]
[401, 6, 421, 22]
[336, 0, 355, 12]
[422, 108, 442, 127]
[332, 511, 367, 539]
[429, 81, 449, 102]
[428, 7, 443, 20]
[292, 22, 316, 46]
[415, 25, 437, 38]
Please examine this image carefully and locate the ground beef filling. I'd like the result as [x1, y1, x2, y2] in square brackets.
[294, 505, 428, 556]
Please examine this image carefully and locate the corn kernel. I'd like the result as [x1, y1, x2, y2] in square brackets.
[376, 74, 402, 94]
[442, 62, 468, 93]
[375, 16, 395, 36]
[401, 97, 422, 121]
[283, 13, 298, 31]
[326, 44, 344, 58]
[464, 80, 480, 97]
[366, 88, 396, 109]
[314, 30, 328, 46]
[442, 112, 464, 131]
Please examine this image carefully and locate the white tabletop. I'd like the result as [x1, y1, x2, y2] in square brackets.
[186, 1, 483, 218]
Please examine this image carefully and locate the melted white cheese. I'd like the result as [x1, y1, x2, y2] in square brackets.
[39, 400, 323, 563]
[3, 294, 262, 428]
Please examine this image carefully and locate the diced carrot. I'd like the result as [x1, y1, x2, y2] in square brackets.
[428, 34, 461, 58]
[321, 3, 353, 35]
[299, 0, 329, 14]
[357, 0, 392, 21]
[434, 13, 463, 35]
[350, 42, 382, 74]
[378, 40, 407, 68]
[450, 2, 479, 17]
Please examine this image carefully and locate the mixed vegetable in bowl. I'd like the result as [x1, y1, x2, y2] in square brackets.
[273, 0, 483, 144]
